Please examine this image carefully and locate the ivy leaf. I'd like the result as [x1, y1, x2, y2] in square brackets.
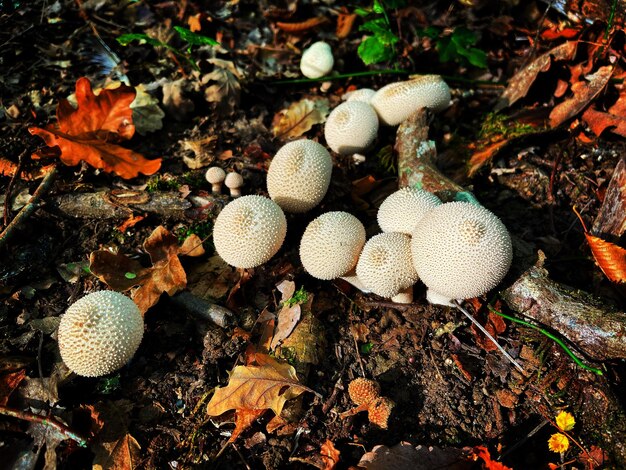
[358, 36, 396, 65]
[173, 26, 219, 49]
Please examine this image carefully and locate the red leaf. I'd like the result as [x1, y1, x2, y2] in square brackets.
[471, 446, 513, 470]
[585, 234, 626, 283]
[29, 77, 161, 179]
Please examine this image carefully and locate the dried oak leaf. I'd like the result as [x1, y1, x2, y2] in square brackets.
[320, 440, 341, 470]
[29, 77, 161, 179]
[272, 97, 329, 140]
[89, 226, 192, 314]
[550, 66, 614, 128]
[585, 234, 626, 283]
[470, 446, 512, 470]
[206, 353, 310, 418]
[495, 41, 578, 111]
[91, 400, 141, 470]
[202, 58, 244, 114]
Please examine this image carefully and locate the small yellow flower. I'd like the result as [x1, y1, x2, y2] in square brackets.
[548, 433, 570, 453]
[555, 411, 576, 431]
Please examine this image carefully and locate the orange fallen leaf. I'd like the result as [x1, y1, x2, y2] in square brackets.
[471, 446, 512, 470]
[550, 66, 614, 128]
[206, 353, 310, 418]
[272, 97, 329, 140]
[467, 140, 509, 177]
[276, 17, 328, 33]
[89, 226, 195, 314]
[585, 234, 626, 283]
[29, 77, 161, 179]
[0, 369, 26, 406]
[320, 440, 340, 470]
[336, 10, 357, 38]
[582, 107, 626, 138]
[116, 214, 145, 233]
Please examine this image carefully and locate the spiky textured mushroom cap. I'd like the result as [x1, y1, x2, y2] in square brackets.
[58, 291, 144, 377]
[377, 188, 442, 235]
[324, 101, 379, 155]
[300, 211, 366, 280]
[343, 88, 376, 104]
[370, 75, 451, 125]
[368, 396, 395, 429]
[267, 139, 333, 213]
[356, 232, 418, 298]
[214, 195, 287, 268]
[411, 202, 512, 301]
[348, 377, 380, 406]
[300, 41, 334, 79]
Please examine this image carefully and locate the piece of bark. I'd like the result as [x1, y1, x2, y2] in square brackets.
[49, 191, 192, 219]
[592, 157, 626, 239]
[395, 109, 470, 202]
[170, 291, 233, 328]
[501, 252, 626, 361]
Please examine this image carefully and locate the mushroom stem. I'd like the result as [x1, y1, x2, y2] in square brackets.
[452, 300, 525, 374]
[391, 286, 413, 304]
[211, 183, 222, 194]
[338, 269, 370, 293]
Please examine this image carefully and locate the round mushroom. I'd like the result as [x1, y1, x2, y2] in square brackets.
[324, 101, 379, 155]
[57, 291, 144, 377]
[267, 139, 333, 213]
[377, 187, 442, 235]
[213, 195, 287, 268]
[205, 166, 226, 194]
[370, 75, 451, 126]
[342, 88, 376, 104]
[411, 201, 512, 303]
[300, 41, 334, 79]
[300, 211, 366, 280]
[356, 232, 418, 302]
[225, 171, 244, 197]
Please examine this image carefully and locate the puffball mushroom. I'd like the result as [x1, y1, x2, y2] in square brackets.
[377, 188, 442, 235]
[57, 291, 144, 377]
[267, 139, 333, 213]
[342, 88, 376, 104]
[411, 202, 513, 303]
[300, 41, 334, 79]
[370, 75, 451, 126]
[225, 171, 244, 197]
[324, 101, 379, 155]
[213, 195, 287, 268]
[205, 166, 226, 194]
[356, 232, 418, 302]
[300, 211, 366, 280]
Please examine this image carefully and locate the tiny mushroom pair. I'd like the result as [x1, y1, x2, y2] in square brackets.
[205, 166, 244, 197]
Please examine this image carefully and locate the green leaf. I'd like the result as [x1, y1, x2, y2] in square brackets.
[457, 46, 487, 68]
[173, 26, 220, 47]
[125, 272, 137, 280]
[116, 33, 165, 48]
[372, 0, 385, 14]
[358, 35, 396, 65]
[354, 7, 371, 16]
[450, 27, 478, 47]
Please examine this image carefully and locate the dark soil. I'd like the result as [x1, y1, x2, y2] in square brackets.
[1, 1, 625, 469]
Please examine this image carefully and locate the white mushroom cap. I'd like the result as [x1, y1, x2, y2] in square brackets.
[58, 291, 144, 377]
[213, 195, 287, 268]
[342, 88, 376, 104]
[225, 172, 244, 197]
[356, 232, 418, 298]
[411, 202, 512, 302]
[300, 211, 366, 280]
[370, 75, 451, 125]
[324, 101, 379, 155]
[300, 41, 334, 79]
[377, 187, 442, 235]
[267, 139, 333, 213]
[205, 166, 226, 194]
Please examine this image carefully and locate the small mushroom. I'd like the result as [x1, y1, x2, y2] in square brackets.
[205, 166, 226, 194]
[324, 101, 379, 155]
[267, 139, 333, 213]
[213, 195, 287, 268]
[300, 211, 366, 280]
[225, 171, 244, 197]
[356, 232, 418, 303]
[300, 41, 334, 79]
[57, 291, 144, 377]
[342, 88, 376, 104]
[377, 187, 441, 235]
[411, 201, 513, 304]
[370, 75, 451, 126]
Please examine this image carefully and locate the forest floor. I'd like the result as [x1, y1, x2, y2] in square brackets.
[1, 0, 626, 469]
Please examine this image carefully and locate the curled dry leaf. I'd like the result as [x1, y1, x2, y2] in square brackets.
[276, 16, 328, 32]
[272, 97, 329, 140]
[549, 66, 614, 128]
[585, 234, 626, 284]
[495, 41, 578, 111]
[320, 440, 341, 470]
[29, 77, 161, 179]
[202, 58, 245, 114]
